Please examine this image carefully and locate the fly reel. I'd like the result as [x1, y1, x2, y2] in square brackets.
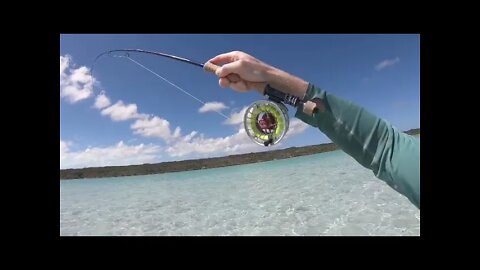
[244, 100, 289, 146]
[243, 84, 308, 146]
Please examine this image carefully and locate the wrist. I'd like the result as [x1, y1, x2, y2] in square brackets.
[264, 67, 309, 99]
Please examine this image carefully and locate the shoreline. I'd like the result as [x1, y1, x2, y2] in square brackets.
[60, 128, 419, 180]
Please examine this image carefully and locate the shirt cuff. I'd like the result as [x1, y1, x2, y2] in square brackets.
[295, 83, 326, 128]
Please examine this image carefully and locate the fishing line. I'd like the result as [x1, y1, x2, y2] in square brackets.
[93, 50, 229, 119]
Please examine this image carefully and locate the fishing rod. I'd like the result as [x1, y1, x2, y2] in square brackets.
[95, 49, 208, 69]
[92, 49, 315, 146]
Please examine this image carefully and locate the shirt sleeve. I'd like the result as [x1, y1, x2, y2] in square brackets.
[295, 83, 420, 209]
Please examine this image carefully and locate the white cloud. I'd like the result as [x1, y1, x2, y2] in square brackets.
[60, 55, 94, 103]
[60, 55, 70, 76]
[60, 140, 162, 169]
[131, 116, 182, 142]
[223, 106, 248, 125]
[176, 129, 243, 157]
[94, 92, 111, 109]
[284, 118, 310, 138]
[375, 57, 400, 71]
[173, 126, 181, 138]
[199, 102, 228, 113]
[60, 140, 71, 164]
[183, 131, 198, 142]
[166, 117, 310, 158]
[60, 119, 309, 169]
[70, 67, 92, 84]
[166, 127, 264, 157]
[101, 101, 144, 121]
[61, 54, 182, 143]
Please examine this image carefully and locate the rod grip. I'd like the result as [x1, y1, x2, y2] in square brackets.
[203, 61, 220, 73]
[203, 61, 243, 82]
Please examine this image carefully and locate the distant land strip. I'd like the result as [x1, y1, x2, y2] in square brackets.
[60, 128, 420, 180]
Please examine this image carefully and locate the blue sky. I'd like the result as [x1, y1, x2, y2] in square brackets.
[60, 34, 420, 169]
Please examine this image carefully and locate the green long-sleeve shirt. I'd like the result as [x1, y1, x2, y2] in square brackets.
[295, 84, 420, 209]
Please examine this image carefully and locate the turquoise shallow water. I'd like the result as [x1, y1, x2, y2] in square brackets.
[60, 150, 420, 236]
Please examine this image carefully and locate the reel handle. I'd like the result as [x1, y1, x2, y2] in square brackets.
[302, 100, 319, 116]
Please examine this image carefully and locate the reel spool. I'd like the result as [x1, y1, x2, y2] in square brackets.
[244, 100, 289, 146]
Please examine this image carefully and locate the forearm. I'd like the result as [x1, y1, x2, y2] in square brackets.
[295, 84, 420, 208]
